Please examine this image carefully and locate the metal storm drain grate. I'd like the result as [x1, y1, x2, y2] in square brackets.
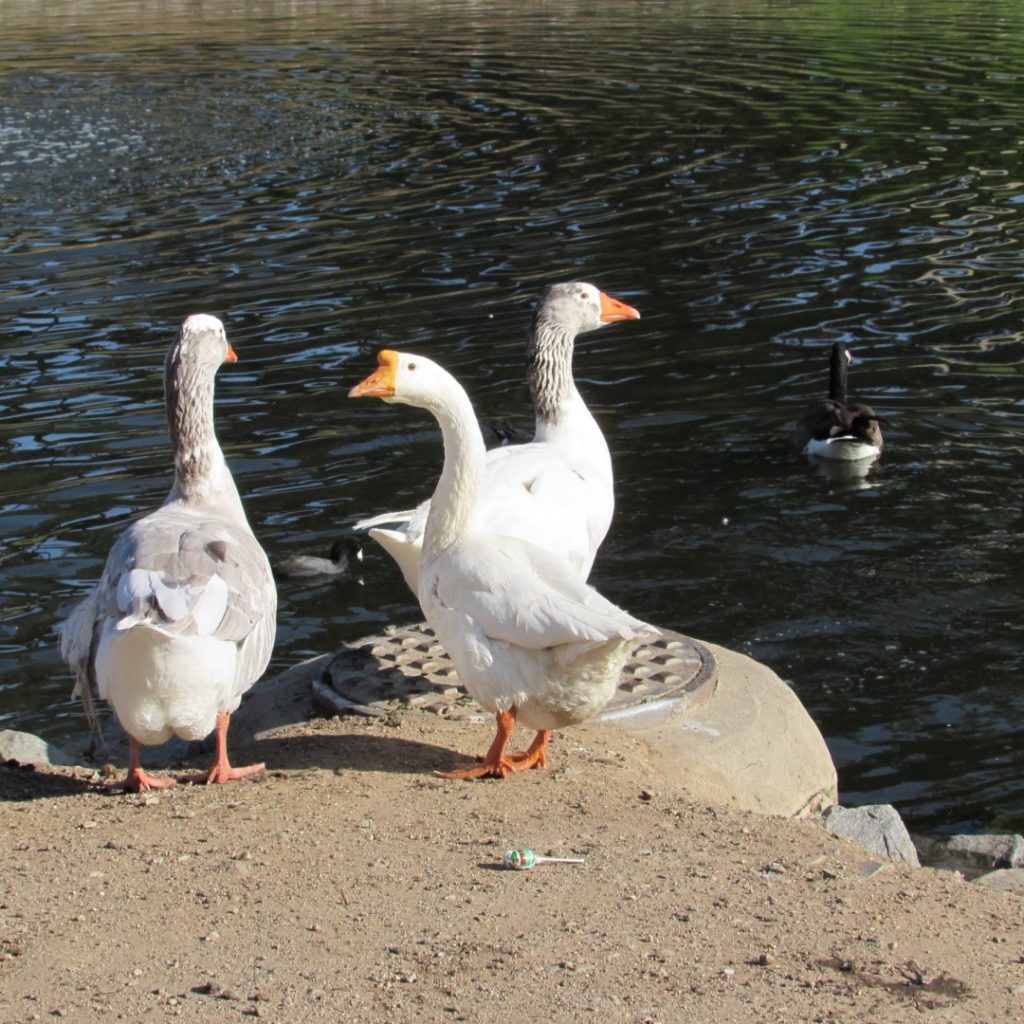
[314, 622, 717, 727]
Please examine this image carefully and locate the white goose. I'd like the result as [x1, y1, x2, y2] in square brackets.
[61, 314, 277, 792]
[350, 350, 656, 780]
[792, 342, 884, 462]
[356, 282, 640, 592]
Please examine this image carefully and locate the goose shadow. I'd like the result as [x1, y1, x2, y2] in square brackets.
[0, 761, 97, 802]
[227, 644, 482, 777]
[239, 728, 462, 777]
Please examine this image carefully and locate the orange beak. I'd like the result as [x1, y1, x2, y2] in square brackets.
[225, 343, 238, 363]
[599, 291, 641, 323]
[349, 349, 400, 399]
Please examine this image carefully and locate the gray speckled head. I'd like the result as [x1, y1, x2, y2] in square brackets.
[527, 282, 605, 425]
[164, 314, 233, 487]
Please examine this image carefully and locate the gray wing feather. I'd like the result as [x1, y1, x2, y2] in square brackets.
[59, 588, 103, 730]
[87, 504, 277, 692]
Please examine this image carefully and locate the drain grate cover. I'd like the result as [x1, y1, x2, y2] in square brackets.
[315, 622, 717, 724]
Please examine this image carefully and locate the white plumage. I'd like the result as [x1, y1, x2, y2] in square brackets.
[350, 349, 656, 779]
[356, 282, 640, 592]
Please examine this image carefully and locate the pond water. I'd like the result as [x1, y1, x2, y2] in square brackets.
[1, 0, 1021, 833]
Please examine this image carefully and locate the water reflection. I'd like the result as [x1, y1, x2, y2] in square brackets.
[806, 452, 881, 488]
[0, 0, 1022, 832]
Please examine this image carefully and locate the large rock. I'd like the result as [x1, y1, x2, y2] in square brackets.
[823, 804, 920, 866]
[915, 832, 1024, 875]
[942, 833, 1024, 870]
[0, 729, 80, 768]
[301, 626, 839, 820]
[973, 868, 1024, 893]
[609, 641, 838, 819]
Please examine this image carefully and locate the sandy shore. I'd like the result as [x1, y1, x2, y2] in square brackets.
[2, 705, 1022, 1023]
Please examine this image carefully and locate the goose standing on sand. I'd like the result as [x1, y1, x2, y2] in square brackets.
[61, 315, 277, 792]
[356, 282, 640, 592]
[792, 342, 884, 461]
[350, 350, 656, 780]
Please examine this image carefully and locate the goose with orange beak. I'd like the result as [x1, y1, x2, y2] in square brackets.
[354, 282, 640, 594]
[350, 349, 656, 780]
[61, 315, 277, 791]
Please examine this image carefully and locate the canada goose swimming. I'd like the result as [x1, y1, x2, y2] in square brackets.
[792, 343, 883, 462]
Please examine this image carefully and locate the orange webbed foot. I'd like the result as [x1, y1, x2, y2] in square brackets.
[114, 768, 177, 793]
[505, 730, 550, 772]
[177, 710, 265, 785]
[435, 708, 537, 781]
[435, 724, 552, 780]
[116, 738, 178, 792]
[179, 761, 265, 786]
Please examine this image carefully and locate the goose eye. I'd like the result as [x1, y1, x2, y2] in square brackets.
[407, 361, 417, 371]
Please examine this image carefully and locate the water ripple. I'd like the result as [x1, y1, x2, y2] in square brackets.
[2, 0, 1023, 829]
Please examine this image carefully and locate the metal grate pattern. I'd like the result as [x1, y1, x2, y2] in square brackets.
[315, 622, 717, 721]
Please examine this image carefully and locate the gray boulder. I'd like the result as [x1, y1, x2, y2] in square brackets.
[973, 868, 1024, 893]
[944, 833, 1024, 870]
[0, 729, 81, 768]
[915, 832, 1024, 875]
[823, 804, 921, 866]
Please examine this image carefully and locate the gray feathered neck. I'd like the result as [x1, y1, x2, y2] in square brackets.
[527, 293, 580, 427]
[164, 336, 221, 493]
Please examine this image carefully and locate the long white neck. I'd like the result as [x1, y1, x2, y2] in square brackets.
[421, 383, 488, 564]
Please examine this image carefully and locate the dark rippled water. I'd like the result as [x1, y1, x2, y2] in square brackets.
[1, 0, 1021, 832]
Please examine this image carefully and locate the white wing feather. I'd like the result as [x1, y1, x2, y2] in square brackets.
[426, 537, 649, 653]
[361, 440, 611, 586]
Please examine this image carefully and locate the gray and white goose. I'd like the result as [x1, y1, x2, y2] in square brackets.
[792, 342, 884, 462]
[355, 282, 640, 593]
[61, 314, 277, 792]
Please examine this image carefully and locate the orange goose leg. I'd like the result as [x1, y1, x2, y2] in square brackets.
[506, 729, 551, 771]
[435, 709, 551, 780]
[179, 711, 265, 785]
[116, 737, 176, 793]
